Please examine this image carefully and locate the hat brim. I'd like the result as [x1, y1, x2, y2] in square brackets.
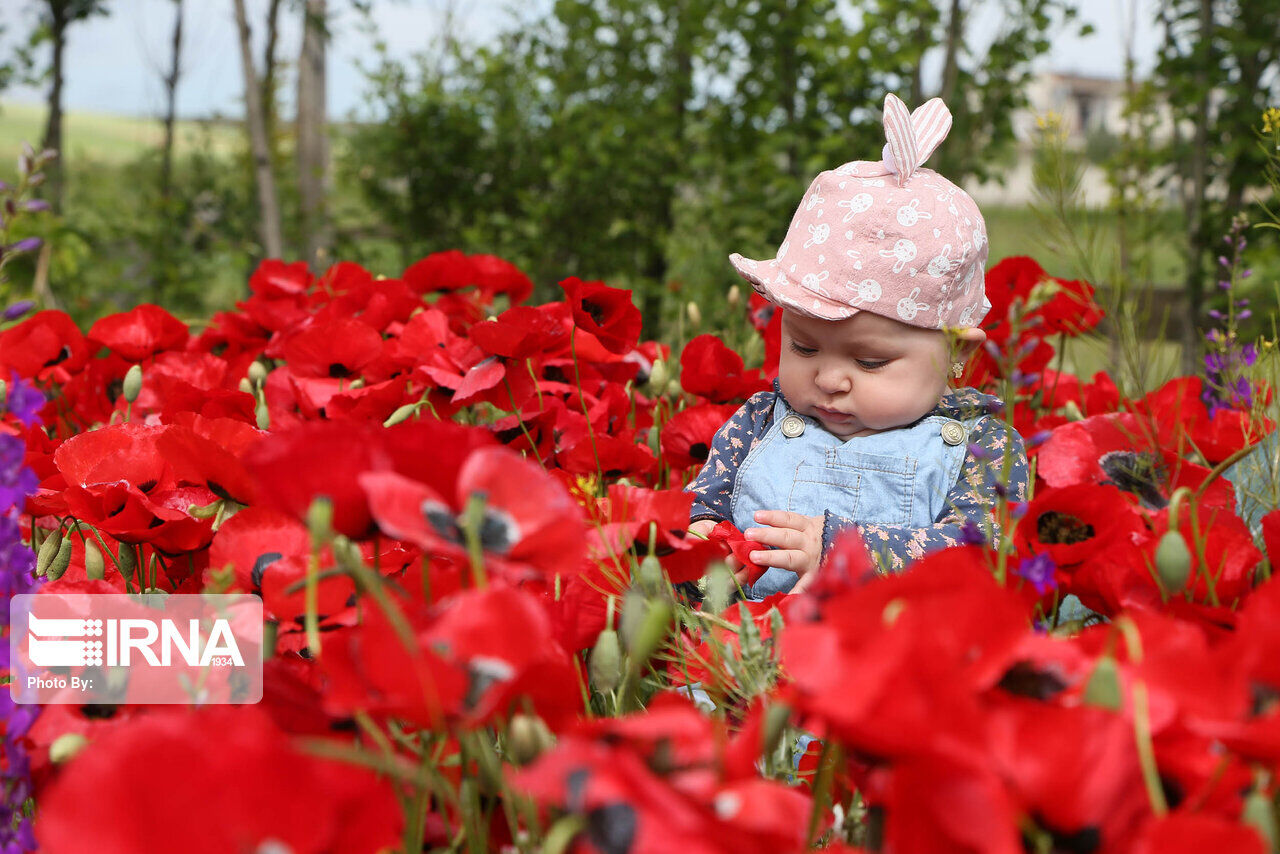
[728, 253, 858, 321]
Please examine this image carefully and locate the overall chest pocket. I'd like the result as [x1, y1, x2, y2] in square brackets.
[787, 452, 916, 526]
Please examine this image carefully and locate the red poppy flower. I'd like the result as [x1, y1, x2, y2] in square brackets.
[281, 316, 385, 379]
[53, 423, 216, 553]
[469, 303, 572, 360]
[660, 402, 737, 471]
[748, 293, 782, 378]
[34, 706, 402, 854]
[0, 310, 90, 382]
[87, 304, 189, 362]
[556, 428, 658, 481]
[249, 258, 313, 297]
[361, 445, 585, 582]
[243, 419, 392, 540]
[708, 521, 767, 585]
[679, 334, 767, 403]
[1131, 813, 1265, 854]
[403, 250, 533, 306]
[561, 276, 642, 355]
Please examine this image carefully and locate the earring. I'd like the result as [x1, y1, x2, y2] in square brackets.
[951, 362, 964, 379]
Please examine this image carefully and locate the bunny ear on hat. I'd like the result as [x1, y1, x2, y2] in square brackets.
[881, 94, 954, 186]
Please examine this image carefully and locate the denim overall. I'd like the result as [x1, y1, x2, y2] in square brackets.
[731, 395, 973, 598]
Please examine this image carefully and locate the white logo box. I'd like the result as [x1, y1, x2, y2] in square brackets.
[9, 593, 263, 705]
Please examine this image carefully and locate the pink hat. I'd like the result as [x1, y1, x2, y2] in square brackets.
[729, 94, 990, 329]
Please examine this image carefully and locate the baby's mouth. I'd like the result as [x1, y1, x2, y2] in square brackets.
[813, 405, 853, 422]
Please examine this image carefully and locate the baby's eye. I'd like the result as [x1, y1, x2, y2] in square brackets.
[856, 359, 889, 370]
[788, 341, 817, 356]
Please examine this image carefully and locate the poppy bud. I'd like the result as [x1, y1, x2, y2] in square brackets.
[589, 627, 622, 693]
[307, 497, 333, 549]
[737, 601, 763, 660]
[727, 285, 741, 307]
[619, 590, 645, 652]
[46, 536, 73, 581]
[763, 702, 791, 755]
[383, 403, 416, 428]
[117, 543, 137, 576]
[1083, 656, 1122, 711]
[703, 562, 735, 615]
[49, 732, 89, 764]
[507, 713, 554, 765]
[1154, 530, 1192, 592]
[628, 599, 673, 671]
[686, 301, 701, 326]
[36, 528, 63, 576]
[188, 500, 221, 519]
[255, 399, 270, 430]
[1243, 789, 1277, 849]
[248, 361, 267, 385]
[84, 540, 105, 581]
[123, 364, 143, 403]
[1062, 400, 1084, 422]
[0, 379, 6, 403]
[636, 553, 664, 592]
[238, 377, 253, 394]
[648, 359, 668, 391]
[349, 377, 365, 389]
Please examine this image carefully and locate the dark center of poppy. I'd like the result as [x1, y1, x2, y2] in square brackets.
[251, 551, 284, 590]
[585, 803, 637, 854]
[997, 660, 1068, 700]
[479, 507, 519, 555]
[1036, 511, 1095, 545]
[1251, 682, 1280, 716]
[328, 363, 352, 378]
[42, 345, 71, 368]
[1098, 450, 1167, 510]
[1040, 824, 1101, 854]
[422, 501, 463, 543]
[80, 703, 118, 719]
[582, 299, 609, 327]
[689, 442, 709, 462]
[137, 479, 158, 494]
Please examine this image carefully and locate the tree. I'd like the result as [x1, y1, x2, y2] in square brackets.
[297, 0, 330, 271]
[159, 0, 184, 205]
[33, 0, 109, 213]
[232, 0, 284, 259]
[1149, 0, 1280, 370]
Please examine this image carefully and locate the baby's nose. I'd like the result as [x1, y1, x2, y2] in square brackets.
[814, 365, 852, 394]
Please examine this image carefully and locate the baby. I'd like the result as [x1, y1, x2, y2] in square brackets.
[687, 94, 1029, 598]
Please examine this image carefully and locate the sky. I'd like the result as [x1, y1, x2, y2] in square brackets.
[0, 0, 1160, 120]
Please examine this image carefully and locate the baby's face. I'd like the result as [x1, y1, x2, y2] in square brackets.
[778, 308, 963, 440]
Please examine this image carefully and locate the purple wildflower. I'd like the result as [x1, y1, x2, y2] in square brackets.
[1015, 552, 1057, 594]
[957, 519, 988, 546]
[4, 374, 44, 428]
[1, 301, 33, 321]
[0, 376, 42, 854]
[4, 237, 40, 255]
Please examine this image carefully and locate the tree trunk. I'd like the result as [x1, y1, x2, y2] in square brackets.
[297, 0, 329, 271]
[938, 0, 964, 106]
[232, 0, 284, 260]
[261, 0, 284, 141]
[160, 0, 184, 204]
[40, 2, 68, 213]
[1182, 0, 1214, 374]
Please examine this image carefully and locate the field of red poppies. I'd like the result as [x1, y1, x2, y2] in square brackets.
[2, 252, 1279, 853]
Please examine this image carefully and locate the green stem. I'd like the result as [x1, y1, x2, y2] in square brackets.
[462, 492, 489, 589]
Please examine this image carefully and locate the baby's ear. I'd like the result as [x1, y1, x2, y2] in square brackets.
[950, 326, 987, 362]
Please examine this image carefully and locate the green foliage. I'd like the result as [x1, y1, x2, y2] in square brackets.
[342, 0, 1076, 333]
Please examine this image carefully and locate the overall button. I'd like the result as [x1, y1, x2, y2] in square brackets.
[781, 415, 806, 438]
[940, 420, 966, 446]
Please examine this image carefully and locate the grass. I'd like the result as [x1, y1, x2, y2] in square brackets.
[0, 100, 244, 166]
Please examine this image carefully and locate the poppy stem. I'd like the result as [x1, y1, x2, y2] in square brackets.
[461, 492, 489, 589]
[1115, 616, 1168, 816]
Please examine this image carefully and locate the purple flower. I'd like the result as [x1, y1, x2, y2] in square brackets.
[4, 237, 40, 254]
[1015, 552, 1057, 594]
[0, 383, 41, 854]
[1208, 309, 1223, 320]
[1219, 255, 1231, 268]
[1241, 268, 1253, 279]
[4, 374, 44, 428]
[20, 200, 49, 213]
[958, 519, 988, 546]
[1239, 310, 1252, 320]
[2, 301, 33, 321]
[966, 442, 992, 461]
[1026, 429, 1054, 448]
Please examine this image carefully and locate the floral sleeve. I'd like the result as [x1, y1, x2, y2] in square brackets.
[820, 415, 1029, 573]
[686, 391, 777, 523]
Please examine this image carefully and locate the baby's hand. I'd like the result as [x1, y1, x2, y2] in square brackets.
[745, 510, 825, 590]
[687, 519, 718, 540]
